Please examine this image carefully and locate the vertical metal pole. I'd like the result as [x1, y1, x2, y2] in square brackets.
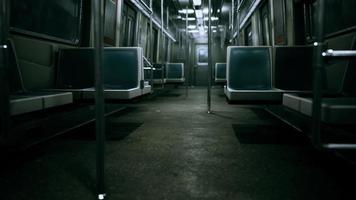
[207, 0, 212, 113]
[149, 0, 153, 62]
[185, 6, 189, 98]
[0, 0, 10, 143]
[149, 0, 154, 90]
[161, 0, 164, 63]
[232, 0, 234, 32]
[92, 0, 106, 199]
[311, 0, 325, 150]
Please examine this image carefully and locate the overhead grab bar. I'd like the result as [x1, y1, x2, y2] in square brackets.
[322, 49, 356, 57]
[323, 144, 356, 150]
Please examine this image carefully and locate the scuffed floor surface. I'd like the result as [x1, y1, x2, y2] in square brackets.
[1, 88, 355, 200]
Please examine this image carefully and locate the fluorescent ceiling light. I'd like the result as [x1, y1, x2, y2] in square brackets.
[178, 9, 194, 14]
[203, 8, 213, 15]
[182, 17, 196, 21]
[188, 30, 199, 33]
[204, 25, 217, 29]
[204, 17, 219, 21]
[193, 0, 202, 6]
[195, 10, 203, 18]
[187, 25, 197, 29]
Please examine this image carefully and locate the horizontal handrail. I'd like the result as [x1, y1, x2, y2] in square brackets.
[322, 49, 356, 57]
[143, 56, 152, 67]
[323, 144, 356, 150]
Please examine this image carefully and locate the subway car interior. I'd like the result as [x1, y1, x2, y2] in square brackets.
[1, 0, 356, 199]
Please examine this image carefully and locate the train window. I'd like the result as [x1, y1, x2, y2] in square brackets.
[273, 0, 287, 45]
[304, 0, 356, 41]
[244, 23, 253, 46]
[121, 3, 137, 47]
[153, 28, 158, 62]
[198, 49, 208, 64]
[303, 1, 315, 42]
[145, 22, 150, 59]
[165, 37, 170, 62]
[104, 0, 117, 46]
[260, 1, 271, 46]
[323, 0, 356, 37]
[10, 0, 83, 45]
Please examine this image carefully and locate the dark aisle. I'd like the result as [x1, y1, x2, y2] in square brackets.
[0, 88, 355, 200]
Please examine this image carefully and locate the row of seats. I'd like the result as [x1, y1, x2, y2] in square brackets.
[224, 45, 356, 125]
[8, 39, 73, 116]
[282, 41, 356, 124]
[224, 46, 313, 101]
[146, 63, 185, 84]
[8, 39, 153, 116]
[55, 47, 151, 100]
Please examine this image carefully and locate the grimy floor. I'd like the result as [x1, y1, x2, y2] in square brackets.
[0, 88, 355, 200]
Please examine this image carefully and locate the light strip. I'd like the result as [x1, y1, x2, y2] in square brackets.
[193, 0, 202, 6]
[178, 9, 194, 14]
[239, 0, 263, 29]
[182, 17, 196, 21]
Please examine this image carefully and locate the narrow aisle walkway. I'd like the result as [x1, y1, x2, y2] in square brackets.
[0, 88, 355, 200]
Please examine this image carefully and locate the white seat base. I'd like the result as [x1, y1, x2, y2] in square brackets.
[224, 86, 283, 101]
[283, 94, 356, 124]
[82, 87, 142, 100]
[153, 79, 166, 84]
[142, 85, 152, 95]
[215, 78, 226, 83]
[10, 92, 73, 116]
[165, 78, 185, 83]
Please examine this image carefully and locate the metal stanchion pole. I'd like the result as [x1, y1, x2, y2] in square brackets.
[311, 0, 325, 150]
[92, 0, 106, 199]
[0, 0, 10, 143]
[207, 0, 212, 113]
[185, 6, 189, 98]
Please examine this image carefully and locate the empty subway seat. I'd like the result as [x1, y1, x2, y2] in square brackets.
[165, 63, 185, 83]
[283, 40, 356, 124]
[224, 46, 282, 101]
[215, 63, 226, 83]
[56, 47, 150, 99]
[152, 63, 166, 84]
[7, 40, 73, 116]
[274, 46, 313, 91]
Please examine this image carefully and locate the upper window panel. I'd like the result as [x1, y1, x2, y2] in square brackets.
[10, 0, 83, 45]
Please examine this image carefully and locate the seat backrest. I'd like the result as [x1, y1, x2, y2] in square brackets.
[56, 48, 95, 89]
[56, 47, 142, 90]
[227, 46, 272, 90]
[153, 63, 165, 79]
[274, 46, 313, 90]
[6, 39, 26, 93]
[215, 63, 226, 79]
[103, 47, 141, 89]
[166, 63, 184, 79]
